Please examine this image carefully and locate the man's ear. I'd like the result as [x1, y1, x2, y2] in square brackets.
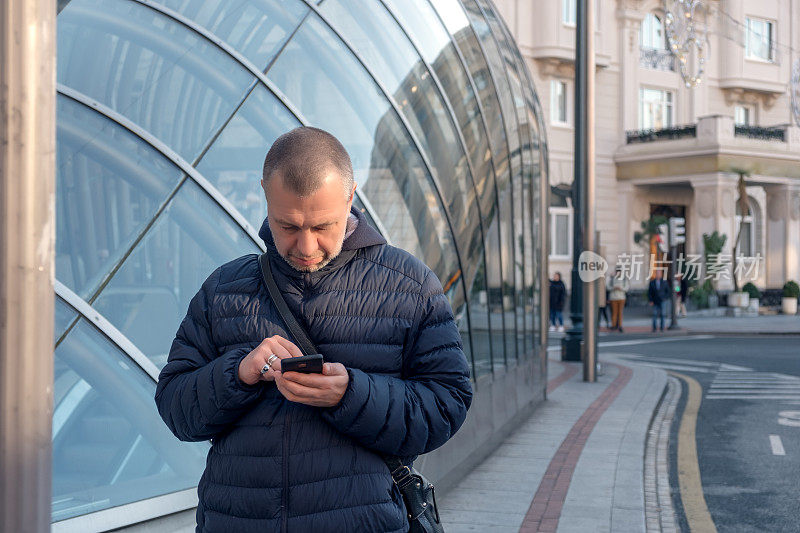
[346, 182, 356, 206]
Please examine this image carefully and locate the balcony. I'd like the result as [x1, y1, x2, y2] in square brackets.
[615, 115, 800, 181]
[639, 48, 675, 72]
[626, 124, 695, 144]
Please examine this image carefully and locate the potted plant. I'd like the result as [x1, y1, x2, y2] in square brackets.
[742, 282, 760, 314]
[783, 281, 799, 315]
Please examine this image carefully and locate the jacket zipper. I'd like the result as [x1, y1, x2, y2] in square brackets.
[282, 407, 291, 533]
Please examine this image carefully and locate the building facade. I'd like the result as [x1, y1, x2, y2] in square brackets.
[53, 0, 548, 530]
[497, 0, 800, 292]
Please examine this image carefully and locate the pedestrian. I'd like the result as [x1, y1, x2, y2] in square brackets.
[597, 276, 610, 329]
[549, 272, 567, 332]
[675, 271, 688, 317]
[608, 266, 629, 333]
[154, 127, 473, 532]
[648, 269, 671, 332]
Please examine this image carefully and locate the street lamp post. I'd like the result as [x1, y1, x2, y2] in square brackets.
[562, 0, 597, 384]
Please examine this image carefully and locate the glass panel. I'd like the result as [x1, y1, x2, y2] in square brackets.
[58, 0, 254, 162]
[267, 13, 461, 286]
[267, 15, 389, 180]
[52, 320, 207, 522]
[449, 278, 474, 379]
[360, 111, 461, 289]
[196, 84, 300, 230]
[447, 5, 510, 195]
[92, 180, 261, 369]
[56, 95, 183, 299]
[382, 0, 494, 266]
[481, 1, 523, 363]
[55, 298, 78, 344]
[158, 0, 308, 70]
[467, 253, 492, 377]
[319, 0, 477, 279]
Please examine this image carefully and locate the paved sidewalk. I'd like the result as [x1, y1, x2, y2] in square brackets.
[438, 352, 668, 532]
[556, 313, 800, 336]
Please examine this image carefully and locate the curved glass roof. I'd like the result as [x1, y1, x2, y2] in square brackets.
[54, 0, 547, 527]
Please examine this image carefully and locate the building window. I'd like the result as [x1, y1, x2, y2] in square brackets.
[639, 88, 673, 130]
[640, 13, 665, 49]
[745, 17, 774, 62]
[735, 105, 753, 126]
[562, 0, 576, 25]
[550, 207, 572, 258]
[551, 80, 568, 125]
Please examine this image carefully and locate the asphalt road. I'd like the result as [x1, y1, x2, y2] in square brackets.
[599, 334, 800, 533]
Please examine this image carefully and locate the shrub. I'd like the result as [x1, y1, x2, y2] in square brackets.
[783, 281, 800, 299]
[690, 280, 714, 309]
[742, 282, 760, 300]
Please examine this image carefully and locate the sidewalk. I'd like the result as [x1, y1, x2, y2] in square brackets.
[438, 352, 668, 532]
[555, 312, 800, 336]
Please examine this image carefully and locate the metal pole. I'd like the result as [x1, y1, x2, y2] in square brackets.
[581, 0, 596, 382]
[562, 0, 595, 377]
[668, 243, 679, 329]
[0, 1, 56, 531]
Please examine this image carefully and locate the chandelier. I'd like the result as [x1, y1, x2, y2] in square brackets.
[664, 0, 709, 88]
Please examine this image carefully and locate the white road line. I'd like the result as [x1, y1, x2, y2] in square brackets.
[622, 356, 718, 367]
[706, 395, 800, 400]
[631, 362, 716, 373]
[770, 435, 786, 456]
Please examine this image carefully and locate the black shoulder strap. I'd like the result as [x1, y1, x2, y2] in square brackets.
[258, 253, 317, 356]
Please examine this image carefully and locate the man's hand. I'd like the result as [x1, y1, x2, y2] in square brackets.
[275, 363, 349, 408]
[238, 335, 303, 386]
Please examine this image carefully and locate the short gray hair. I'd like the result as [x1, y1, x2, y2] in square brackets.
[262, 126, 354, 199]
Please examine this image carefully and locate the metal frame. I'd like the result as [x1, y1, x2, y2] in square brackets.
[51, 488, 196, 533]
[295, 0, 476, 359]
[55, 280, 161, 382]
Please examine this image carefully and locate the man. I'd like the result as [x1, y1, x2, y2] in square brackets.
[549, 272, 566, 333]
[648, 270, 671, 332]
[155, 127, 473, 532]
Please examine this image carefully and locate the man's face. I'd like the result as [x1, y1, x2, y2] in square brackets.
[655, 271, 663, 280]
[263, 170, 354, 273]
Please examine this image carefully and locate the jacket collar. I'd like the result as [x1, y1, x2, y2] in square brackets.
[258, 206, 386, 279]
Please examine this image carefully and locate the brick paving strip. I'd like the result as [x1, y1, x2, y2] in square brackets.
[547, 360, 580, 395]
[519, 362, 634, 533]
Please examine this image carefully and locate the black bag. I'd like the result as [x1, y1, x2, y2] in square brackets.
[258, 254, 445, 533]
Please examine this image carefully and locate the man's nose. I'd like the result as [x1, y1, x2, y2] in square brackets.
[296, 231, 317, 257]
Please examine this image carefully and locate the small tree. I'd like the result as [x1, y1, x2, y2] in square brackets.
[702, 231, 727, 293]
[634, 215, 668, 278]
[730, 169, 751, 292]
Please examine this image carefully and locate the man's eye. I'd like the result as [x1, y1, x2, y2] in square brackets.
[282, 226, 296, 232]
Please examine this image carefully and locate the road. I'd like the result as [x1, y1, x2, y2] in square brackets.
[598, 334, 800, 533]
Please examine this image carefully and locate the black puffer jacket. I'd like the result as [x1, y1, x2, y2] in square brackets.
[155, 208, 473, 532]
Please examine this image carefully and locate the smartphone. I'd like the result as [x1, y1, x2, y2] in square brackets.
[280, 353, 324, 374]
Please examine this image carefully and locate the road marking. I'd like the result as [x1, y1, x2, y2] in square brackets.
[545, 335, 716, 351]
[707, 370, 800, 402]
[670, 371, 718, 533]
[626, 362, 716, 373]
[706, 395, 800, 400]
[778, 411, 800, 427]
[770, 435, 786, 456]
